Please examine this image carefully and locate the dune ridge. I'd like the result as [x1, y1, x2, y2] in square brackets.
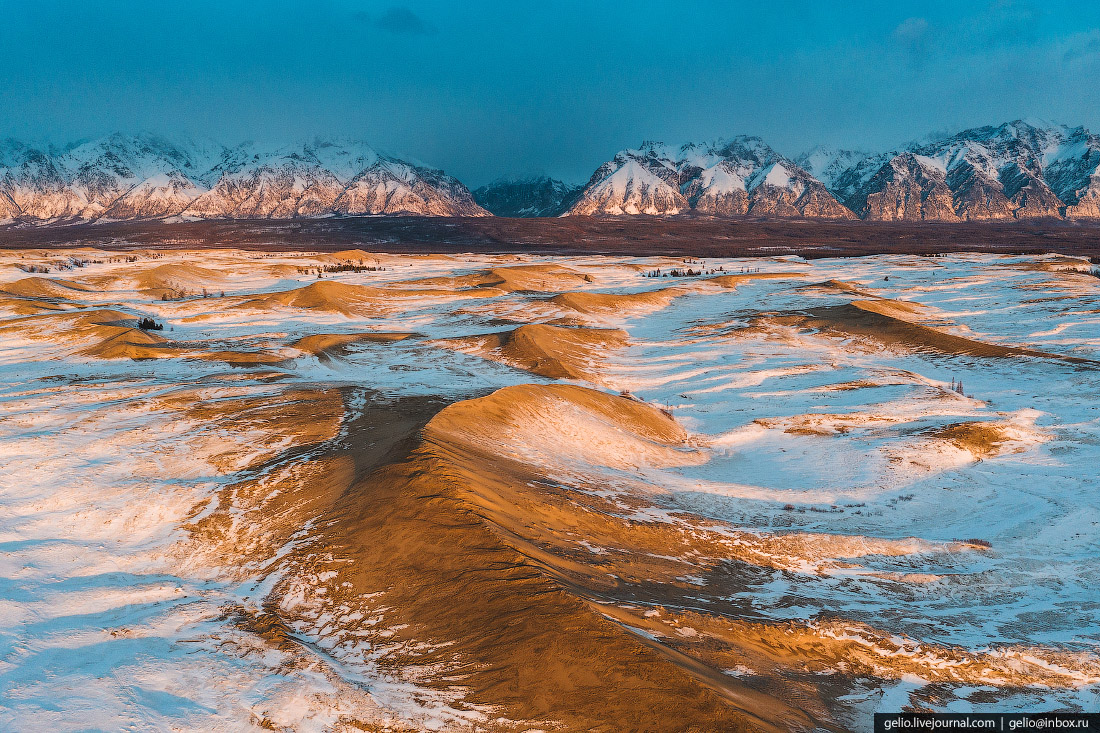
[397, 263, 595, 294]
[701, 271, 808, 289]
[265, 384, 816, 732]
[746, 298, 1100, 364]
[551, 286, 689, 316]
[290, 331, 415, 359]
[0, 308, 292, 365]
[436, 323, 629, 380]
[0, 308, 176, 359]
[233, 279, 497, 316]
[0, 276, 96, 299]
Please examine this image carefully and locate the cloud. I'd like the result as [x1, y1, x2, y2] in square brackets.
[370, 6, 435, 35]
[1062, 29, 1100, 63]
[892, 17, 929, 45]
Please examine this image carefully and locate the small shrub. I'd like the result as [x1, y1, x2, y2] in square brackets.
[138, 317, 163, 331]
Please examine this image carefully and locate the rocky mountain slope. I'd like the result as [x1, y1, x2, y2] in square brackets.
[565, 137, 854, 219]
[566, 121, 1100, 222]
[832, 120, 1100, 221]
[795, 147, 869, 189]
[472, 176, 581, 217]
[0, 134, 487, 222]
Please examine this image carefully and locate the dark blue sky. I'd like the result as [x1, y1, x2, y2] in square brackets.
[3, 1, 1100, 185]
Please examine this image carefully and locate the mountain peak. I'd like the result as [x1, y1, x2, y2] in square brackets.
[474, 176, 581, 217]
[566, 135, 852, 219]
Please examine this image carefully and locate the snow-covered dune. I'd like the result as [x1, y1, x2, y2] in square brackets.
[0, 248, 1097, 730]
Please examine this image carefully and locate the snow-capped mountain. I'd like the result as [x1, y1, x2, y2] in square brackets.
[795, 147, 869, 189]
[565, 137, 854, 219]
[0, 135, 487, 222]
[563, 121, 1100, 222]
[831, 120, 1100, 221]
[472, 176, 582, 217]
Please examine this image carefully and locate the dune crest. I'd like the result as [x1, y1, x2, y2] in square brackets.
[599, 609, 1100, 690]
[291, 331, 415, 359]
[264, 384, 814, 732]
[0, 308, 294, 364]
[0, 276, 96, 299]
[235, 280, 390, 315]
[398, 263, 594, 293]
[701, 271, 808, 288]
[551, 286, 688, 316]
[0, 308, 175, 359]
[436, 324, 628, 380]
[89, 263, 230, 298]
[739, 297, 1100, 364]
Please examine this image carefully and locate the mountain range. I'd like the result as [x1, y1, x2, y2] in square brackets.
[472, 176, 581, 217]
[565, 120, 1100, 221]
[565, 137, 853, 219]
[4, 121, 1100, 224]
[0, 134, 487, 222]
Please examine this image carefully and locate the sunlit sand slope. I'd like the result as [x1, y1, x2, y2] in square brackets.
[435, 324, 629, 380]
[270, 385, 817, 732]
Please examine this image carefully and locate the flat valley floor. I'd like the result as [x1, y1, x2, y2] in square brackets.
[0, 247, 1098, 732]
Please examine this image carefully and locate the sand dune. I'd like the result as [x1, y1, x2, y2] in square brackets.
[234, 279, 497, 316]
[195, 349, 288, 367]
[700, 271, 807, 288]
[151, 386, 343, 473]
[0, 276, 96, 299]
[0, 308, 177, 359]
[600, 610, 1100, 691]
[258, 384, 1008, 730]
[114, 263, 228, 298]
[185, 454, 357, 574]
[797, 278, 884, 298]
[322, 249, 389, 262]
[914, 415, 1046, 459]
[429, 383, 702, 469]
[782, 299, 1099, 363]
[398, 263, 594, 293]
[436, 324, 628, 380]
[480, 264, 595, 292]
[235, 280, 389, 315]
[551, 286, 689, 316]
[0, 275, 95, 316]
[929, 420, 1011, 456]
[0, 307, 296, 364]
[266, 384, 813, 732]
[255, 262, 310, 278]
[0, 296, 74, 315]
[290, 331, 415, 359]
[85, 326, 176, 360]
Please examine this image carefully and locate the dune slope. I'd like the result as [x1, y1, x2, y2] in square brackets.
[272, 384, 818, 732]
